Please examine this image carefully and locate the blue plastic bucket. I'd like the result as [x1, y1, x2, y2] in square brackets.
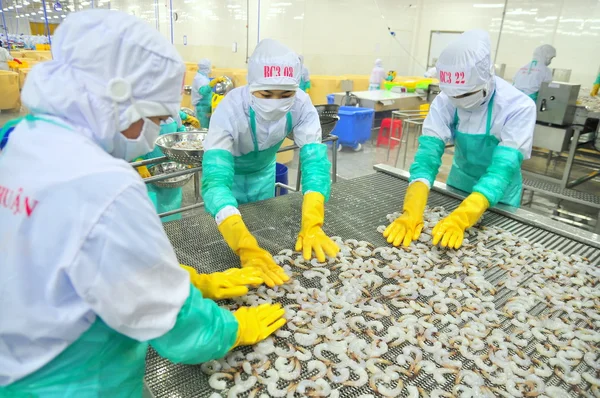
[275, 162, 289, 196]
[327, 94, 335, 105]
[331, 106, 375, 147]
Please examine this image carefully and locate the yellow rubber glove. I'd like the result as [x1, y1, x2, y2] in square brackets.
[136, 166, 151, 179]
[181, 265, 263, 300]
[305, 88, 311, 94]
[232, 303, 286, 348]
[295, 192, 339, 262]
[218, 215, 290, 288]
[186, 115, 200, 129]
[432, 192, 489, 249]
[209, 76, 226, 88]
[591, 84, 600, 97]
[383, 181, 429, 247]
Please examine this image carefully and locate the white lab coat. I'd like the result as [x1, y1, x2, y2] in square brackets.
[0, 9, 189, 386]
[204, 85, 321, 155]
[369, 64, 386, 86]
[191, 72, 210, 107]
[421, 76, 535, 178]
[0, 47, 14, 71]
[203, 85, 321, 222]
[512, 61, 553, 96]
[0, 118, 189, 385]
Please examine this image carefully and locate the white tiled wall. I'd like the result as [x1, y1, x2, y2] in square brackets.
[2, 0, 598, 85]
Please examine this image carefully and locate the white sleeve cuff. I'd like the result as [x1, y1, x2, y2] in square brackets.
[215, 206, 241, 226]
[410, 178, 431, 189]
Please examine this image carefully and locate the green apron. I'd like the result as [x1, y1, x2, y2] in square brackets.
[446, 92, 522, 207]
[299, 77, 311, 93]
[232, 109, 292, 204]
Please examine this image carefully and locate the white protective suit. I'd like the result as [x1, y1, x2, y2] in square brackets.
[369, 58, 386, 90]
[0, 46, 14, 71]
[202, 38, 323, 223]
[191, 58, 211, 107]
[424, 66, 438, 78]
[512, 44, 556, 97]
[410, 30, 536, 208]
[0, 10, 238, 392]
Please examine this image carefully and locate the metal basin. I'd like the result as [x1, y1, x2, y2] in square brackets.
[148, 162, 193, 188]
[155, 130, 208, 165]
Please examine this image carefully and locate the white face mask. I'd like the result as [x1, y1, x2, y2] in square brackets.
[112, 118, 161, 161]
[449, 90, 485, 111]
[250, 96, 295, 122]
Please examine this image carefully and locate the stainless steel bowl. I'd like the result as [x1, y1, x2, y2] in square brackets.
[214, 76, 234, 95]
[155, 130, 208, 165]
[148, 162, 193, 188]
[181, 107, 196, 118]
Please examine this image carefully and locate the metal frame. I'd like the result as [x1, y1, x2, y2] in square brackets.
[131, 135, 339, 218]
[374, 164, 600, 249]
[426, 30, 463, 69]
[386, 110, 427, 169]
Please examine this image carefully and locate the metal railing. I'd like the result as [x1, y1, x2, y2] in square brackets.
[131, 135, 339, 218]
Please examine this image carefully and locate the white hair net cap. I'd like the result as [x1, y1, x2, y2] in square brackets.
[198, 58, 211, 74]
[247, 39, 300, 92]
[375, 59, 383, 67]
[21, 10, 185, 154]
[436, 30, 494, 97]
[533, 44, 556, 66]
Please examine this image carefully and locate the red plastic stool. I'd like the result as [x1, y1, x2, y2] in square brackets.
[377, 118, 403, 149]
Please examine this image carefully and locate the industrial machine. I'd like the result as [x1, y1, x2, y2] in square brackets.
[536, 82, 580, 126]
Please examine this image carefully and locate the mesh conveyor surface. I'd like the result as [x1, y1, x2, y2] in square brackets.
[145, 172, 600, 397]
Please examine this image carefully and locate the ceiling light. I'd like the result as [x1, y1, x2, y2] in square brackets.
[53, 15, 58, 18]
[473, 3, 504, 8]
[25, 13, 30, 15]
[8, 6, 14, 9]
[15, 5, 23, 8]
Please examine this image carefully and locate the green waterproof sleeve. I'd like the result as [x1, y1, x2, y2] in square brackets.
[202, 149, 238, 217]
[179, 110, 188, 121]
[595, 73, 600, 85]
[150, 284, 238, 364]
[473, 146, 523, 207]
[408, 135, 445, 186]
[300, 143, 331, 201]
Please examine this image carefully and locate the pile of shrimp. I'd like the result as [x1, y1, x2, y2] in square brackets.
[202, 207, 600, 398]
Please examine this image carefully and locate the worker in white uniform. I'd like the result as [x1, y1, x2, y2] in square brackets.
[191, 58, 213, 128]
[0, 41, 16, 71]
[369, 58, 386, 90]
[512, 44, 556, 102]
[202, 39, 339, 288]
[384, 30, 536, 250]
[299, 54, 311, 93]
[0, 10, 285, 396]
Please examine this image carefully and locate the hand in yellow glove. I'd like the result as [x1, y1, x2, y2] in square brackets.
[218, 215, 290, 288]
[136, 165, 151, 179]
[232, 303, 286, 348]
[591, 84, 600, 97]
[295, 192, 339, 262]
[186, 115, 200, 129]
[432, 192, 489, 249]
[209, 77, 226, 88]
[181, 265, 263, 300]
[383, 181, 429, 247]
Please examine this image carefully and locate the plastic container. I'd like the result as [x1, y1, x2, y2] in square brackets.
[327, 94, 335, 104]
[331, 106, 374, 148]
[275, 162, 289, 196]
